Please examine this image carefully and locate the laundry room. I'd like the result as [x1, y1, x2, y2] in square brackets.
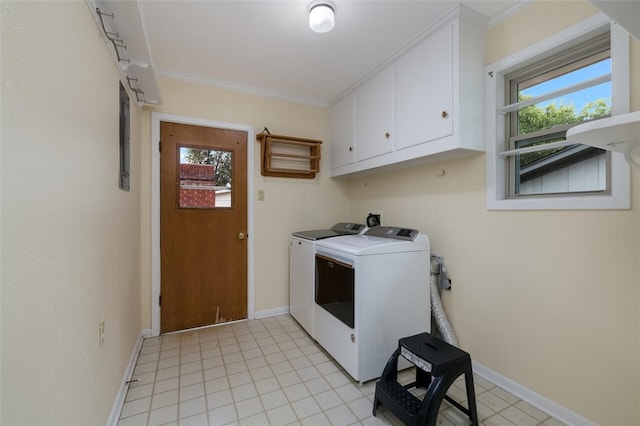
[2, 1, 639, 425]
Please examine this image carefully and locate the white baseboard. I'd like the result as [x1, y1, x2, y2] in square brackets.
[472, 361, 596, 426]
[254, 306, 289, 319]
[107, 329, 151, 426]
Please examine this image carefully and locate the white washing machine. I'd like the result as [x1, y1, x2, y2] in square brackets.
[314, 226, 430, 383]
[289, 223, 366, 337]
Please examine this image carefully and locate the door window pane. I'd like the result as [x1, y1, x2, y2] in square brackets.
[179, 146, 232, 208]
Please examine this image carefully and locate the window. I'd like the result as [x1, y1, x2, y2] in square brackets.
[506, 34, 610, 197]
[178, 146, 232, 208]
[486, 19, 630, 210]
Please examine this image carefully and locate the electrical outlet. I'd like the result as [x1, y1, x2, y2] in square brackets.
[99, 319, 105, 346]
[368, 211, 382, 226]
[257, 189, 265, 201]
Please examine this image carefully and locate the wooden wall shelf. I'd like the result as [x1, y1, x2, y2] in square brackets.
[257, 132, 322, 178]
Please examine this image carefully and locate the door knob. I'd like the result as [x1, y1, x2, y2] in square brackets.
[238, 232, 246, 240]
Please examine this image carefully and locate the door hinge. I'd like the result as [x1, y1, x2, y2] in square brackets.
[158, 141, 162, 153]
[159, 294, 162, 306]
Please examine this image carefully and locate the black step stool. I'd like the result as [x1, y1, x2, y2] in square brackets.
[372, 332, 479, 426]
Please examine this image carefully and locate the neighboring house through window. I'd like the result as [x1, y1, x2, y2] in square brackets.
[486, 15, 630, 210]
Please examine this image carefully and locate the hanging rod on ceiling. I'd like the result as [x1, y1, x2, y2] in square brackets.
[94, 5, 152, 105]
[96, 8, 129, 64]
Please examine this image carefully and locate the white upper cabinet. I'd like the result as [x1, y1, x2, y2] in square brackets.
[329, 92, 356, 168]
[394, 22, 453, 150]
[356, 65, 394, 161]
[329, 5, 486, 177]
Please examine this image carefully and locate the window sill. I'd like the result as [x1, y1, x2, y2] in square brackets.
[487, 152, 630, 211]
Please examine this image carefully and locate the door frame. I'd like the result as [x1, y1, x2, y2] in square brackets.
[151, 112, 255, 336]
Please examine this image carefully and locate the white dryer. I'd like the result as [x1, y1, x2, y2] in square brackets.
[314, 226, 430, 383]
[289, 223, 366, 337]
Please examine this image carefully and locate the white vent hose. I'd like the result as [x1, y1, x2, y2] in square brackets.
[430, 256, 459, 347]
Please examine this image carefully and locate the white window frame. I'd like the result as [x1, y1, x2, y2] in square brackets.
[486, 14, 630, 210]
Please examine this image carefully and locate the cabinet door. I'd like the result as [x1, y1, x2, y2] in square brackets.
[395, 22, 453, 150]
[329, 92, 356, 169]
[289, 238, 314, 337]
[356, 65, 394, 161]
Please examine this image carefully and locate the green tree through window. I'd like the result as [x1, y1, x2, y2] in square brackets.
[184, 149, 232, 187]
[517, 97, 610, 167]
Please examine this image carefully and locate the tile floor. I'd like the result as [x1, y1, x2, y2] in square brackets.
[118, 315, 566, 426]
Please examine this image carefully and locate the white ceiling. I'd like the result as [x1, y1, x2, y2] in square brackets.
[139, 1, 524, 105]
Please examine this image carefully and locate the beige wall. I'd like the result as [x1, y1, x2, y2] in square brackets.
[139, 77, 353, 326]
[344, 2, 639, 425]
[1, 2, 142, 424]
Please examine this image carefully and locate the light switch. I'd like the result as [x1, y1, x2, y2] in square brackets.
[257, 190, 265, 201]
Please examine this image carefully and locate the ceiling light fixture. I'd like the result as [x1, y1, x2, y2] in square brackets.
[308, 0, 335, 33]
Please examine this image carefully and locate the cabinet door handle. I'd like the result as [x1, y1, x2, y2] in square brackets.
[385, 132, 390, 138]
[441, 111, 448, 118]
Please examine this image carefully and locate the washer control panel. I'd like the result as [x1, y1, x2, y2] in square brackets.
[364, 226, 419, 241]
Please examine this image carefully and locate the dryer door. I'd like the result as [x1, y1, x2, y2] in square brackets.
[315, 253, 355, 329]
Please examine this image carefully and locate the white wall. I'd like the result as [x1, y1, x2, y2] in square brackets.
[344, 2, 640, 425]
[139, 77, 353, 326]
[1, 2, 142, 423]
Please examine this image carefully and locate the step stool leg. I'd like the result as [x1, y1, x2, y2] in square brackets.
[421, 374, 449, 426]
[464, 371, 479, 426]
[380, 348, 401, 382]
[372, 348, 401, 418]
[372, 395, 379, 416]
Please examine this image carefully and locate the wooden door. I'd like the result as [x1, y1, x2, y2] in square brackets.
[160, 121, 247, 333]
